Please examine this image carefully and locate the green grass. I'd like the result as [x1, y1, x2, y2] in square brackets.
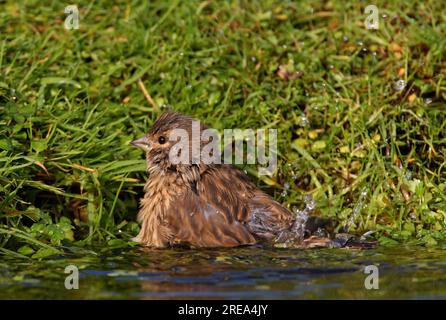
[1, 0, 445, 257]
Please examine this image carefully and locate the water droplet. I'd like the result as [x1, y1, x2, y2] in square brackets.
[362, 47, 368, 53]
[304, 195, 316, 211]
[345, 187, 368, 232]
[424, 98, 433, 105]
[291, 195, 316, 240]
[298, 115, 310, 127]
[393, 79, 406, 92]
[314, 227, 328, 238]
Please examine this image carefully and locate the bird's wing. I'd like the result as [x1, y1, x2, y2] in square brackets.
[165, 165, 257, 247]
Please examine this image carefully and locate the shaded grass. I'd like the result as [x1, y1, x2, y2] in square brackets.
[0, 0, 445, 257]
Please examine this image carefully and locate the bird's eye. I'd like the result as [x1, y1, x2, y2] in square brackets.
[158, 136, 166, 144]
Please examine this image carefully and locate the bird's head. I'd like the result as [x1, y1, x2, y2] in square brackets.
[131, 112, 217, 176]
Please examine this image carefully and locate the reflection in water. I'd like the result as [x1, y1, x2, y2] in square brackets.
[0, 245, 445, 299]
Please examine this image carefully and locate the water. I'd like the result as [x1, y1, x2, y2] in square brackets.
[298, 115, 310, 127]
[393, 80, 406, 92]
[345, 187, 368, 232]
[1, 245, 445, 299]
[291, 195, 316, 241]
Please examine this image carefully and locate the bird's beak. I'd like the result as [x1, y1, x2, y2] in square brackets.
[131, 136, 151, 152]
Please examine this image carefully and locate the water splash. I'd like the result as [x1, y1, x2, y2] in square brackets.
[298, 114, 310, 127]
[393, 80, 406, 92]
[345, 187, 368, 232]
[292, 195, 317, 237]
[281, 182, 290, 197]
[304, 195, 316, 211]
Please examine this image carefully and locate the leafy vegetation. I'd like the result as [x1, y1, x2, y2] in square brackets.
[1, 0, 445, 258]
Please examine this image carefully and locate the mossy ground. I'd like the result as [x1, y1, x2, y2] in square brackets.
[1, 0, 445, 258]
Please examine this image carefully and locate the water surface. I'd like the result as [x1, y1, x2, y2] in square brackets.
[1, 245, 445, 299]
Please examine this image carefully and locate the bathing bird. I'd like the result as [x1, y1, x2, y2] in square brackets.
[131, 112, 347, 249]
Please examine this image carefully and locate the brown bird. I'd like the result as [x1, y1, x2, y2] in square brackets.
[131, 112, 333, 249]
